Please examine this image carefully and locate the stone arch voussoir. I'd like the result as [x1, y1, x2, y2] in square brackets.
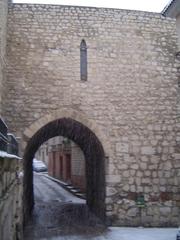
[23, 108, 111, 157]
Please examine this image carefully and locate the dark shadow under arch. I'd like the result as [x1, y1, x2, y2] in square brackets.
[23, 118, 106, 224]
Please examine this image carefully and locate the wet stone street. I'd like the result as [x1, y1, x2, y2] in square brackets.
[24, 173, 106, 239]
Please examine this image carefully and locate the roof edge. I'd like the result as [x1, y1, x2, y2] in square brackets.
[162, 0, 177, 16]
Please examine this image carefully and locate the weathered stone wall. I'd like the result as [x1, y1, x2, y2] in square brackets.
[0, 155, 23, 240]
[5, 3, 180, 226]
[71, 142, 86, 191]
[176, 14, 180, 49]
[0, 0, 8, 114]
[71, 142, 85, 177]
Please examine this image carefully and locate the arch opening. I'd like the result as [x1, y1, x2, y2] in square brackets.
[23, 117, 106, 224]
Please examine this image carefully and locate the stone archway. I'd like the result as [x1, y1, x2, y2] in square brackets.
[23, 116, 107, 224]
[23, 108, 110, 156]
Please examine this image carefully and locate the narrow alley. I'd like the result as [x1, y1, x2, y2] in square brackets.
[24, 173, 106, 239]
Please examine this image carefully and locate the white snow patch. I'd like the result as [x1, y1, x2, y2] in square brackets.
[44, 227, 178, 240]
[107, 227, 177, 240]
[0, 150, 21, 159]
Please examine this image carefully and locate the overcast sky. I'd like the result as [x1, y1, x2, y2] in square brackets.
[13, 0, 171, 13]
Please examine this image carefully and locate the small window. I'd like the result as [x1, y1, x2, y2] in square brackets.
[80, 39, 87, 81]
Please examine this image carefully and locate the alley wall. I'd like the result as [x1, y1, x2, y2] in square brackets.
[0, 0, 8, 114]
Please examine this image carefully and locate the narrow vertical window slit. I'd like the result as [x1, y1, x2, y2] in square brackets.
[80, 39, 87, 81]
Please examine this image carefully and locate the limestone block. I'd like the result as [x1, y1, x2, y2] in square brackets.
[127, 207, 138, 217]
[141, 156, 149, 162]
[140, 162, 147, 170]
[164, 201, 173, 207]
[136, 171, 143, 177]
[159, 207, 171, 215]
[123, 184, 130, 191]
[106, 174, 121, 183]
[144, 171, 151, 177]
[116, 142, 129, 153]
[130, 185, 136, 192]
[106, 187, 118, 197]
[160, 178, 166, 185]
[132, 146, 140, 153]
[122, 170, 130, 177]
[163, 162, 172, 170]
[141, 146, 155, 155]
[135, 177, 141, 186]
[106, 205, 113, 211]
[152, 185, 159, 192]
[120, 164, 128, 170]
[173, 153, 180, 160]
[130, 170, 136, 176]
[130, 164, 139, 170]
[107, 163, 116, 174]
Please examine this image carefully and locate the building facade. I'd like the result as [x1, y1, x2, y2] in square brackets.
[0, 0, 179, 226]
[36, 137, 86, 192]
[35, 141, 49, 165]
[0, 0, 8, 114]
[163, 0, 180, 48]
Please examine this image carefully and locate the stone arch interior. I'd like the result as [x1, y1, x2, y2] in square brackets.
[23, 117, 106, 224]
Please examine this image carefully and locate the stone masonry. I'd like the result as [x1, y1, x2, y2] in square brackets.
[71, 141, 86, 191]
[0, 154, 23, 240]
[0, 0, 8, 114]
[2, 3, 180, 226]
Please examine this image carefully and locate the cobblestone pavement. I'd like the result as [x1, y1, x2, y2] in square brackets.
[24, 173, 106, 239]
